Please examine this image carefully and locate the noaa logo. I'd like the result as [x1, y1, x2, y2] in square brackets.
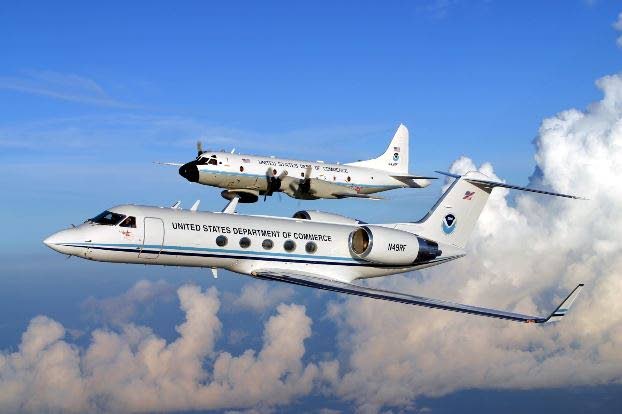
[442, 214, 457, 234]
[393, 152, 399, 161]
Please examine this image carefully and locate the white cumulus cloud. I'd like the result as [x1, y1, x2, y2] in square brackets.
[326, 71, 622, 412]
[232, 282, 295, 313]
[0, 284, 330, 413]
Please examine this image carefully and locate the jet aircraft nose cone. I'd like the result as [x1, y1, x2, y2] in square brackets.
[179, 162, 199, 182]
[43, 229, 75, 254]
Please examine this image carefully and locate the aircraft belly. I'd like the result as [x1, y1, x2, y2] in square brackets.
[227, 175, 263, 190]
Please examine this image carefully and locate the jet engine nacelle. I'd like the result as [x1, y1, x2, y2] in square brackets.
[292, 210, 364, 225]
[349, 225, 441, 265]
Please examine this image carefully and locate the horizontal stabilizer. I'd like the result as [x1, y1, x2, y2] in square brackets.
[391, 174, 438, 180]
[435, 171, 586, 199]
[252, 269, 583, 324]
[333, 193, 383, 200]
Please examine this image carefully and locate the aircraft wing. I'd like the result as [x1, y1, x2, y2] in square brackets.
[154, 161, 184, 166]
[251, 269, 583, 324]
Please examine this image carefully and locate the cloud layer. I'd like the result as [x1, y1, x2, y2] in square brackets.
[0, 284, 331, 413]
[327, 72, 622, 412]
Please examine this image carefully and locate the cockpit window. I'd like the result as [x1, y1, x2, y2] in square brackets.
[208, 158, 218, 165]
[88, 210, 126, 225]
[119, 216, 137, 228]
[196, 157, 208, 165]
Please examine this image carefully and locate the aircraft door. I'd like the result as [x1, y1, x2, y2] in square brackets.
[139, 217, 164, 259]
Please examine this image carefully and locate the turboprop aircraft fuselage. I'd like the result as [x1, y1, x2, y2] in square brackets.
[178, 152, 429, 202]
[173, 124, 433, 202]
[43, 204, 458, 283]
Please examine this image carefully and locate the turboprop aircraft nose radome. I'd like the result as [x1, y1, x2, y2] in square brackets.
[179, 162, 199, 182]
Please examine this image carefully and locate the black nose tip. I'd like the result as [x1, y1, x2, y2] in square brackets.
[179, 162, 199, 182]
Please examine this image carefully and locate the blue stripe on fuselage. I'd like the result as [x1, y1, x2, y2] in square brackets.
[197, 169, 401, 189]
[60, 242, 459, 269]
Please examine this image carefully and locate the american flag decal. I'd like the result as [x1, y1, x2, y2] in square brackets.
[463, 191, 475, 200]
[393, 146, 400, 152]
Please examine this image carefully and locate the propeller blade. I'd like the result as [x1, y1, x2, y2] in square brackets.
[197, 141, 204, 157]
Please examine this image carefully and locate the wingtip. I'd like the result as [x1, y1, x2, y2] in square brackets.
[544, 283, 585, 323]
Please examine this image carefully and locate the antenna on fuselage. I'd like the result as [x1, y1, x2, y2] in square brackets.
[190, 200, 201, 211]
[171, 201, 181, 209]
[222, 195, 240, 214]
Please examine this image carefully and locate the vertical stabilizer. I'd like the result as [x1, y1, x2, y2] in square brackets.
[411, 171, 583, 249]
[415, 171, 493, 249]
[346, 124, 409, 174]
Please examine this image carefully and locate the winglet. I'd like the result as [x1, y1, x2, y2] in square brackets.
[543, 284, 584, 323]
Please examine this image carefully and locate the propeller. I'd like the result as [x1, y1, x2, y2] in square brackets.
[196, 141, 204, 158]
[298, 165, 313, 195]
[264, 168, 288, 201]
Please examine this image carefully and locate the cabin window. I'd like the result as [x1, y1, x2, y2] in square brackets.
[216, 235, 228, 247]
[119, 216, 136, 228]
[283, 239, 296, 252]
[208, 159, 217, 165]
[239, 237, 251, 248]
[240, 166, 244, 172]
[273, 169, 277, 175]
[88, 210, 126, 226]
[262, 239, 274, 250]
[305, 241, 317, 254]
[301, 172, 305, 178]
[347, 176, 351, 182]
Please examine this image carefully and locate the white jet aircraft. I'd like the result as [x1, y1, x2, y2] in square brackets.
[167, 124, 434, 202]
[44, 171, 584, 324]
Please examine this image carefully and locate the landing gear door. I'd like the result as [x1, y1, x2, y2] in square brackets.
[139, 217, 164, 259]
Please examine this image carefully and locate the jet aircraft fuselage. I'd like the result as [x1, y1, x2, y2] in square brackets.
[44, 204, 457, 283]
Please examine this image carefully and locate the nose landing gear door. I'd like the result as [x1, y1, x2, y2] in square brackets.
[139, 217, 164, 259]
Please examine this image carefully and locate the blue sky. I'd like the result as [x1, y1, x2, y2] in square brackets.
[1, 1, 622, 413]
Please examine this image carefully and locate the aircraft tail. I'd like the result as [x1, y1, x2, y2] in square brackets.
[410, 171, 584, 249]
[346, 124, 409, 174]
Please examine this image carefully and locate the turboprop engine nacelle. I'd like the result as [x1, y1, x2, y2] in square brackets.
[349, 225, 441, 265]
[292, 210, 365, 225]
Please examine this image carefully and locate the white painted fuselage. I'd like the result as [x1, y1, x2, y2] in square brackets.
[175, 124, 431, 201]
[185, 152, 426, 197]
[44, 205, 458, 283]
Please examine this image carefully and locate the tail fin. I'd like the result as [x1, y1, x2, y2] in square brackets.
[413, 171, 584, 249]
[346, 124, 409, 174]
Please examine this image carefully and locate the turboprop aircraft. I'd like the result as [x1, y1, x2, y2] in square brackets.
[164, 124, 434, 203]
[44, 171, 585, 323]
